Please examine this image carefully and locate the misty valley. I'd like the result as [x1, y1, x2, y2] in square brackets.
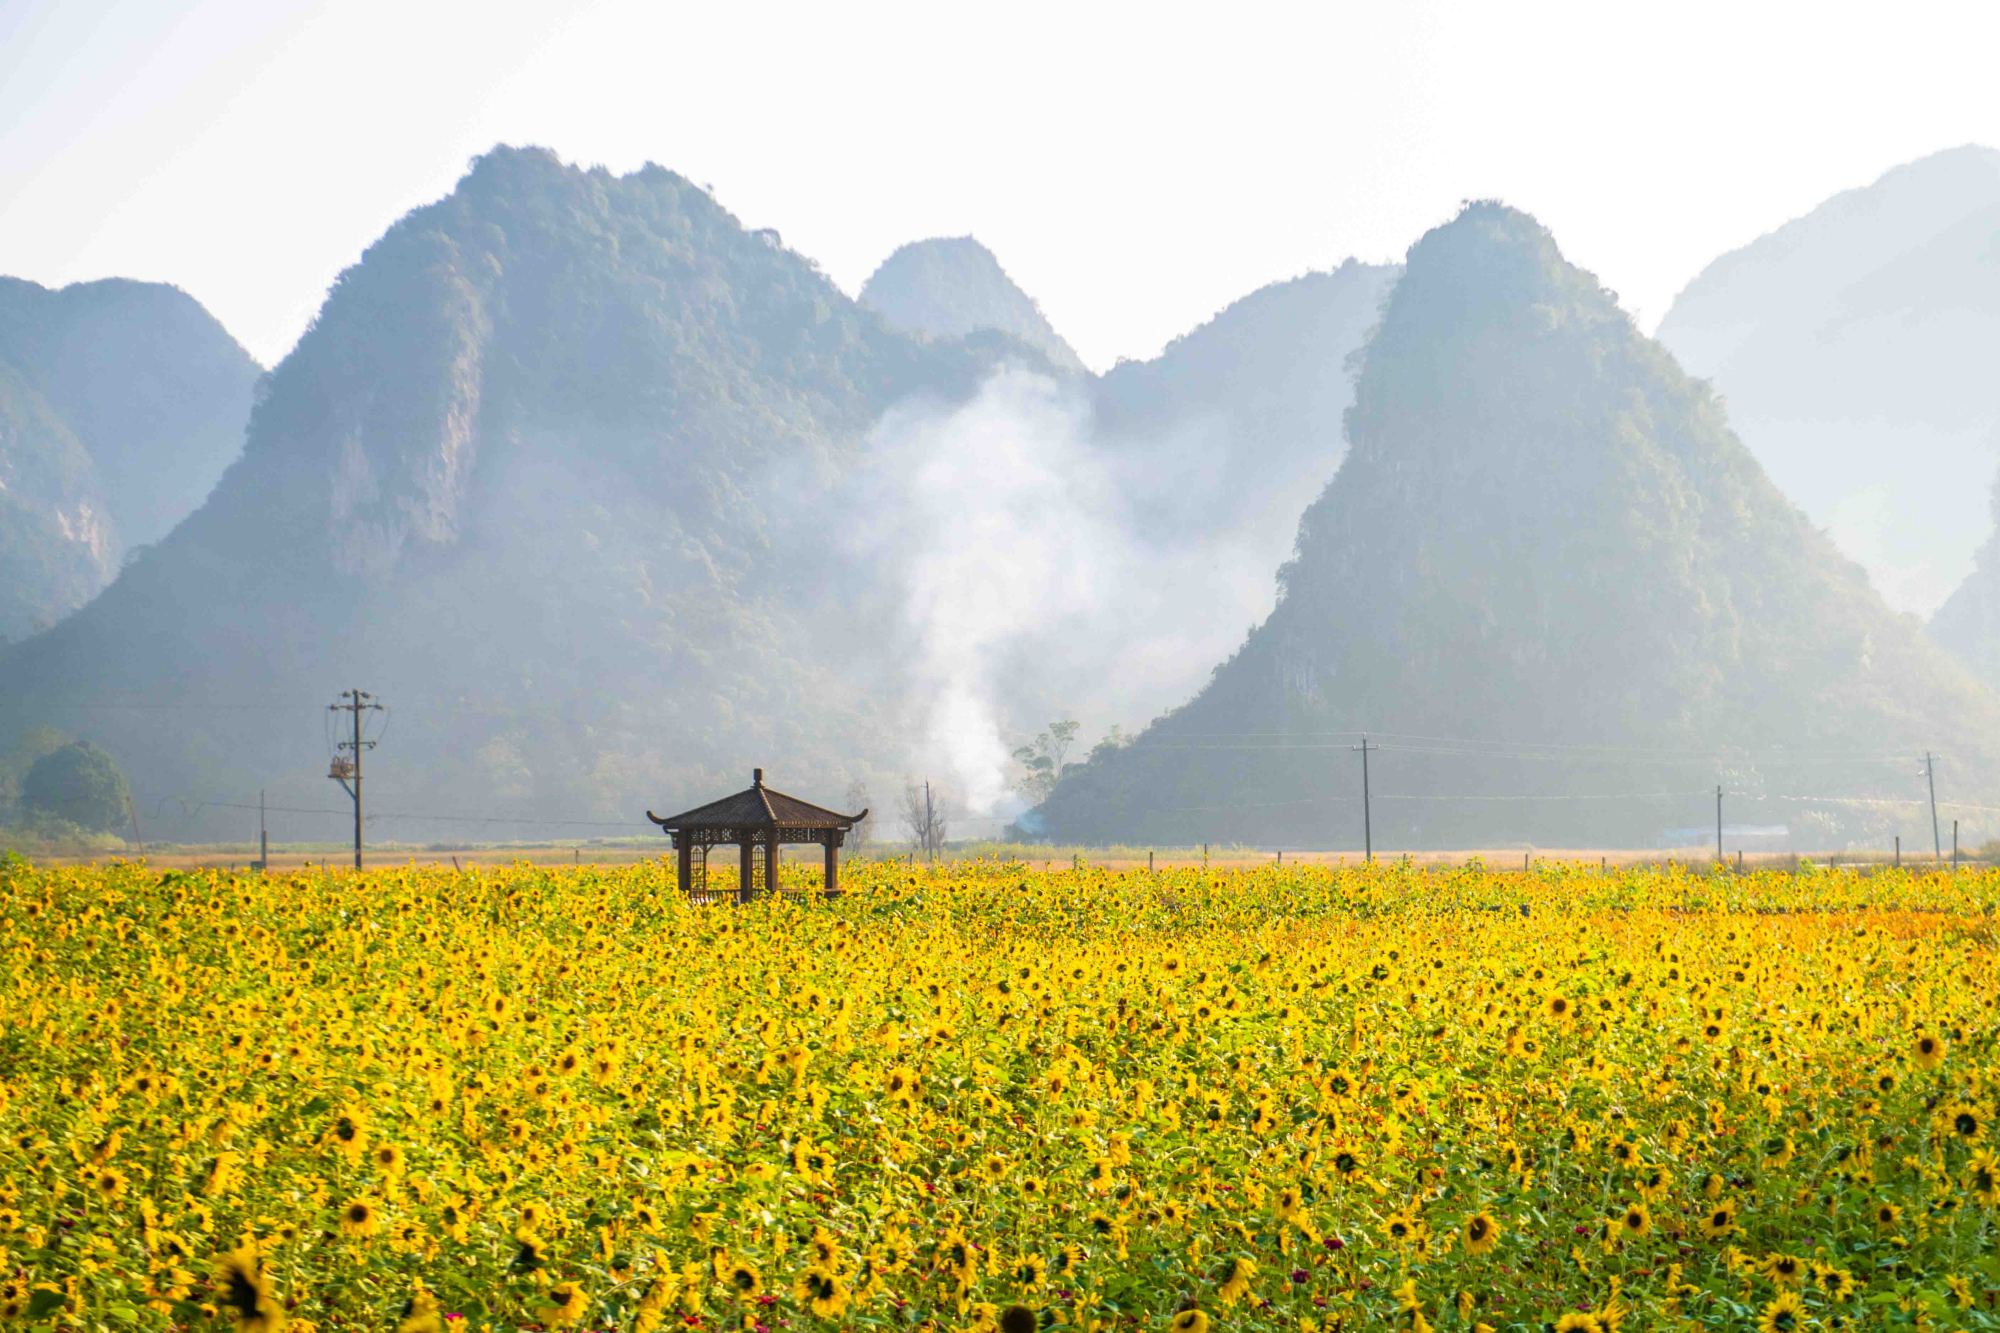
[6, 146, 2000, 857]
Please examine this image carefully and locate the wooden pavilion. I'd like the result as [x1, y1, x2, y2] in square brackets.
[647, 769, 867, 902]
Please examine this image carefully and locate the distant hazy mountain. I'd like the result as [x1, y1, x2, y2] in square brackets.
[0, 148, 1008, 839]
[1930, 480, 2000, 687]
[1034, 203, 2000, 850]
[0, 278, 258, 641]
[861, 237, 1086, 373]
[1093, 260, 1398, 567]
[1658, 145, 2000, 615]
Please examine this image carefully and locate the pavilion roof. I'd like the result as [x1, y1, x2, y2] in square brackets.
[647, 770, 865, 831]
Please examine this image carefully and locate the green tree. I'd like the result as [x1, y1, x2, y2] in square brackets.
[1012, 720, 1081, 803]
[1089, 725, 1132, 763]
[0, 725, 69, 820]
[21, 740, 131, 833]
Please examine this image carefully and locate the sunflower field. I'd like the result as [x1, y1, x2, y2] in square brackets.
[1, 856, 1997, 1333]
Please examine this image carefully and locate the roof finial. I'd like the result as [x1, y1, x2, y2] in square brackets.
[753, 767, 764, 787]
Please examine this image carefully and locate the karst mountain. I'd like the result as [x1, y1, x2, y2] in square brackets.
[861, 236, 1085, 373]
[0, 278, 259, 641]
[1032, 202, 2000, 850]
[0, 147, 1392, 841]
[0, 148, 1003, 837]
[1658, 145, 2000, 616]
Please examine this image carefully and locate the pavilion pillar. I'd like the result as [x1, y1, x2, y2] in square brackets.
[822, 835, 840, 898]
[764, 829, 780, 898]
[738, 839, 755, 904]
[677, 838, 692, 897]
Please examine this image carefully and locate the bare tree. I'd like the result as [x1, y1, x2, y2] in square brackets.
[844, 779, 872, 850]
[902, 779, 950, 861]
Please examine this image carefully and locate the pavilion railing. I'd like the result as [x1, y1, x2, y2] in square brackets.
[688, 845, 716, 905]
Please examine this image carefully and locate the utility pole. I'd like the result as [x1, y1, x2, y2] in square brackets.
[1715, 785, 1723, 864]
[1355, 737, 1373, 864]
[328, 689, 383, 871]
[1924, 752, 1941, 863]
[255, 788, 268, 872]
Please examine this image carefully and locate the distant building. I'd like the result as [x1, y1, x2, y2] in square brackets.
[1659, 825, 1790, 850]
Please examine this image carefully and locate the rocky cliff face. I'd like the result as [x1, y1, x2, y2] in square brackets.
[0, 277, 259, 639]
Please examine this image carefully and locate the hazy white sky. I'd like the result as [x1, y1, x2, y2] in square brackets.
[3, 0, 1997, 371]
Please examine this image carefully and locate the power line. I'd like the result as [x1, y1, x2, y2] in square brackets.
[1125, 738, 1925, 764]
[328, 689, 382, 870]
[1356, 737, 1371, 864]
[1129, 788, 1721, 816]
[1926, 751, 1942, 863]
[1126, 726, 1927, 753]
[161, 798, 656, 829]
[1373, 789, 1718, 803]
[0, 698, 1948, 764]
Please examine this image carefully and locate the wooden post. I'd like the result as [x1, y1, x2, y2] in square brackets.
[678, 839, 692, 898]
[764, 830, 779, 899]
[1894, 835, 1901, 868]
[739, 839, 755, 904]
[823, 835, 840, 898]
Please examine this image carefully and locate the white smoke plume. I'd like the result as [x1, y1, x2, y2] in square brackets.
[849, 365, 1293, 817]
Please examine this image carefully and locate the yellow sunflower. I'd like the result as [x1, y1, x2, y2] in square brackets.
[541, 1281, 588, 1328]
[337, 1198, 381, 1239]
[1216, 1256, 1256, 1305]
[793, 1267, 850, 1320]
[1913, 1032, 1946, 1069]
[214, 1244, 283, 1333]
[1758, 1291, 1806, 1333]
